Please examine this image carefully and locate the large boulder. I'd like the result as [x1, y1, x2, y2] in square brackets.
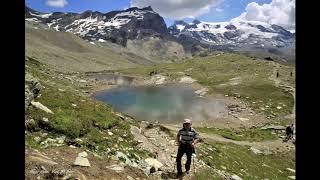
[30, 101, 54, 114]
[144, 158, 163, 171]
[73, 157, 90, 167]
[25, 73, 41, 111]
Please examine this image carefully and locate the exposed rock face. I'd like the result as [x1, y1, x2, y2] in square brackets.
[25, 6, 169, 47]
[168, 19, 295, 61]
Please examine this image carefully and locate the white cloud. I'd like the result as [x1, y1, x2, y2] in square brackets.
[233, 0, 295, 31]
[46, 0, 68, 8]
[130, 0, 222, 20]
[216, 8, 223, 12]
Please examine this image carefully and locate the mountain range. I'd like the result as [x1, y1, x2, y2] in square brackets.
[25, 6, 295, 63]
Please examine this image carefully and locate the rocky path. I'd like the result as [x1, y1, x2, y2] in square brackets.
[163, 125, 295, 154]
[269, 62, 295, 119]
[130, 122, 213, 179]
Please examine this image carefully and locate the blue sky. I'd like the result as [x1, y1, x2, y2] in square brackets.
[26, 0, 273, 26]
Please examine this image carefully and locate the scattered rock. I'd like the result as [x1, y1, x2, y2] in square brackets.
[221, 166, 227, 170]
[250, 147, 262, 154]
[148, 75, 166, 85]
[34, 136, 41, 142]
[118, 137, 124, 142]
[115, 151, 132, 166]
[179, 76, 196, 83]
[115, 113, 125, 120]
[79, 80, 87, 83]
[108, 131, 114, 136]
[144, 158, 163, 171]
[30, 101, 54, 114]
[56, 136, 66, 144]
[286, 168, 295, 173]
[40, 166, 48, 173]
[73, 157, 90, 167]
[58, 89, 65, 92]
[288, 176, 295, 179]
[261, 125, 286, 130]
[195, 88, 209, 96]
[262, 163, 271, 168]
[41, 133, 48, 137]
[72, 104, 77, 107]
[75, 138, 83, 143]
[69, 145, 77, 148]
[277, 106, 282, 109]
[42, 117, 49, 122]
[263, 149, 273, 155]
[127, 176, 135, 180]
[30, 169, 38, 174]
[106, 164, 124, 173]
[239, 117, 249, 122]
[231, 174, 242, 180]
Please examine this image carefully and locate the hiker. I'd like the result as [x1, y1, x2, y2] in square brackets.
[290, 72, 293, 77]
[176, 118, 199, 178]
[276, 72, 279, 78]
[285, 124, 294, 141]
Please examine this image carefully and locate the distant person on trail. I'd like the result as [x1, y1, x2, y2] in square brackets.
[276, 72, 279, 78]
[176, 119, 199, 178]
[290, 72, 293, 77]
[285, 124, 294, 141]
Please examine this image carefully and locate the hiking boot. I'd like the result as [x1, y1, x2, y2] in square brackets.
[176, 173, 183, 179]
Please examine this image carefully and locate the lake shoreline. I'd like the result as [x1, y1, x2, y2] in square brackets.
[86, 72, 272, 129]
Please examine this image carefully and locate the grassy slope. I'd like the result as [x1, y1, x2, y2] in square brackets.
[25, 23, 154, 73]
[26, 31, 295, 178]
[196, 126, 278, 142]
[25, 58, 150, 159]
[196, 140, 295, 179]
[118, 53, 295, 117]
